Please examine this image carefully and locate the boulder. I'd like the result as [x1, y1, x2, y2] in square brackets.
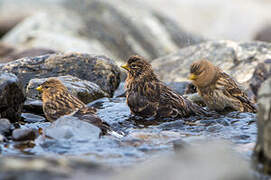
[0, 73, 25, 123]
[152, 40, 271, 93]
[0, 53, 121, 97]
[254, 77, 271, 174]
[2, 0, 203, 63]
[26, 75, 109, 104]
[113, 142, 253, 180]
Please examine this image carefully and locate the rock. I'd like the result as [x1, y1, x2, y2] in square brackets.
[44, 115, 101, 141]
[64, 0, 203, 61]
[0, 156, 110, 180]
[254, 25, 271, 42]
[152, 40, 271, 93]
[113, 82, 126, 98]
[26, 75, 109, 104]
[0, 53, 121, 97]
[4, 48, 57, 63]
[254, 77, 271, 174]
[12, 128, 37, 141]
[0, 118, 11, 135]
[2, 0, 203, 63]
[23, 98, 43, 114]
[0, 134, 5, 142]
[113, 142, 253, 180]
[0, 72, 25, 123]
[21, 113, 45, 123]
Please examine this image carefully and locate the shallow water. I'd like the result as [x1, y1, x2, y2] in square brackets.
[0, 97, 257, 166]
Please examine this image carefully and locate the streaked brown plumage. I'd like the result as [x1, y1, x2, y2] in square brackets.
[36, 78, 111, 135]
[189, 59, 257, 113]
[121, 55, 206, 119]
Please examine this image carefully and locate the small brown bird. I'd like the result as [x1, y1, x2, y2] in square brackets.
[36, 78, 118, 136]
[121, 55, 206, 119]
[189, 59, 257, 113]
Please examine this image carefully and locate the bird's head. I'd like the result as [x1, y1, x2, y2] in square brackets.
[36, 78, 68, 94]
[121, 55, 155, 79]
[189, 59, 217, 87]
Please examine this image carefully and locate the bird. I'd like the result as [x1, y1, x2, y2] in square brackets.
[36, 78, 121, 136]
[121, 55, 207, 119]
[189, 59, 257, 113]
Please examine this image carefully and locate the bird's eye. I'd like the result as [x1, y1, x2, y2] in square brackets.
[44, 85, 49, 89]
[130, 64, 137, 68]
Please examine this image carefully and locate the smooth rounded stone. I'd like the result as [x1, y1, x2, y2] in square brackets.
[12, 128, 37, 141]
[0, 53, 121, 97]
[23, 98, 43, 114]
[152, 41, 271, 93]
[254, 24, 271, 42]
[44, 115, 101, 141]
[21, 113, 45, 123]
[113, 142, 253, 180]
[26, 75, 109, 104]
[0, 72, 25, 123]
[254, 77, 271, 173]
[0, 118, 11, 135]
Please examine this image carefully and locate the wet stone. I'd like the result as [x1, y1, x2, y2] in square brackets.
[0, 118, 11, 135]
[21, 113, 46, 123]
[12, 128, 37, 141]
[23, 98, 43, 114]
[44, 115, 101, 140]
[0, 72, 25, 123]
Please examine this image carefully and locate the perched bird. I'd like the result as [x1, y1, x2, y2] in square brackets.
[36, 78, 119, 136]
[121, 55, 206, 119]
[189, 59, 257, 113]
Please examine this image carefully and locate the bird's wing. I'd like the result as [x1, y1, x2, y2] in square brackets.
[127, 82, 160, 117]
[219, 72, 256, 111]
[43, 101, 74, 121]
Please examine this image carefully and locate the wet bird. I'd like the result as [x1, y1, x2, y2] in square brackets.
[121, 55, 206, 119]
[189, 59, 257, 113]
[36, 78, 119, 136]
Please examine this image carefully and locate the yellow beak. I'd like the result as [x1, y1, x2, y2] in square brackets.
[121, 64, 130, 71]
[189, 74, 197, 80]
[36, 86, 43, 92]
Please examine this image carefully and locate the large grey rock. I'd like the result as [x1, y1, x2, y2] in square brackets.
[0, 73, 25, 122]
[0, 53, 121, 97]
[64, 0, 203, 61]
[152, 40, 271, 92]
[113, 142, 253, 180]
[254, 77, 271, 174]
[26, 75, 109, 104]
[2, 0, 203, 63]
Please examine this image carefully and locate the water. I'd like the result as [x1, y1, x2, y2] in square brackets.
[0, 97, 257, 166]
